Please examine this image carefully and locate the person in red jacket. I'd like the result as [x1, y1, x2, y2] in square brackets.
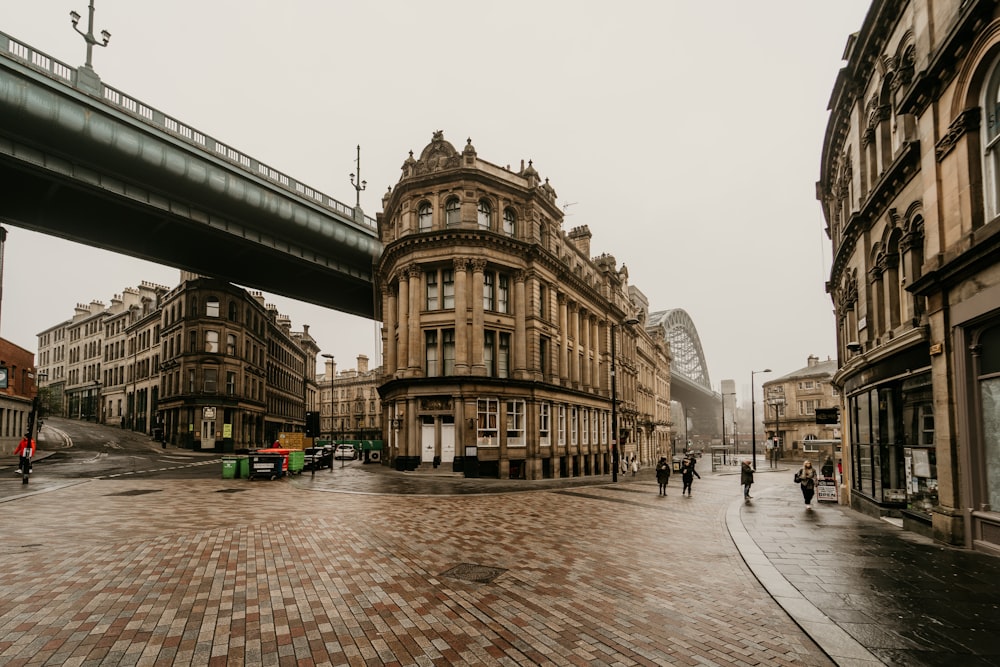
[15, 434, 35, 474]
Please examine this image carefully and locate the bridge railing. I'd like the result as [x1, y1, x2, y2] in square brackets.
[0, 31, 377, 233]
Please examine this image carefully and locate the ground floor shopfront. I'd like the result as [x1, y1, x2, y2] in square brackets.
[380, 379, 666, 480]
[840, 338, 937, 531]
[157, 401, 267, 453]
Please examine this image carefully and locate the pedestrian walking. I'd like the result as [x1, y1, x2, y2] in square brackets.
[821, 456, 834, 479]
[655, 457, 670, 496]
[795, 460, 818, 509]
[631, 457, 638, 477]
[741, 459, 754, 500]
[680, 454, 700, 496]
[15, 433, 36, 475]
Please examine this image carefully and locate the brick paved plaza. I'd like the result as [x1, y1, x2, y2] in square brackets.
[0, 470, 831, 666]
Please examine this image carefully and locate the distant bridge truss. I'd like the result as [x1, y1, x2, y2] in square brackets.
[649, 309, 711, 391]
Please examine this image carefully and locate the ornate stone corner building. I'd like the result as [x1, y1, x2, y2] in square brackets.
[819, 0, 1000, 553]
[376, 132, 670, 479]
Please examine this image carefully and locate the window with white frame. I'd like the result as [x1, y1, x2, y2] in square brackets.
[442, 329, 455, 375]
[442, 269, 455, 309]
[426, 271, 439, 310]
[983, 52, 1000, 221]
[418, 202, 432, 231]
[445, 197, 460, 226]
[497, 274, 509, 313]
[539, 402, 550, 446]
[503, 208, 516, 236]
[477, 199, 492, 229]
[601, 412, 608, 445]
[484, 331, 495, 376]
[558, 405, 566, 446]
[477, 398, 499, 446]
[425, 330, 438, 376]
[205, 330, 219, 353]
[206, 297, 219, 318]
[798, 399, 817, 416]
[571, 407, 578, 446]
[582, 408, 589, 445]
[484, 272, 495, 311]
[591, 410, 598, 446]
[506, 400, 525, 446]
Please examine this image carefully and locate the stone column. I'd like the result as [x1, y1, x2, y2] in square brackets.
[396, 268, 409, 378]
[558, 294, 568, 385]
[407, 265, 422, 374]
[383, 285, 397, 376]
[591, 318, 601, 394]
[454, 258, 469, 374]
[471, 259, 487, 375]
[514, 270, 527, 379]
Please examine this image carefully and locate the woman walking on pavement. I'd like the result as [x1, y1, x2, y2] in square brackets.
[741, 459, 754, 500]
[680, 454, 700, 496]
[655, 457, 670, 495]
[796, 460, 818, 509]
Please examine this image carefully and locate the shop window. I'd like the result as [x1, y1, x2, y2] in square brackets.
[977, 323, 1000, 511]
[506, 400, 525, 447]
[539, 402, 550, 446]
[477, 398, 499, 446]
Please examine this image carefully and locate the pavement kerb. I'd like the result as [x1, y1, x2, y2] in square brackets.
[725, 489, 884, 667]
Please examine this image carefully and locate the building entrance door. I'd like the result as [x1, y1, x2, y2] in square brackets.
[441, 423, 455, 463]
[421, 421, 435, 463]
[201, 419, 216, 450]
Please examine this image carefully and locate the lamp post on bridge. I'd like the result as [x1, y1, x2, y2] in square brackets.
[70, 0, 111, 70]
[350, 145, 367, 208]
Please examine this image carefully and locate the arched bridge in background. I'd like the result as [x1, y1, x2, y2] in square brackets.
[0, 31, 722, 413]
[649, 309, 721, 442]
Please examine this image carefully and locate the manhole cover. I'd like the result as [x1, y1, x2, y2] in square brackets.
[105, 489, 162, 497]
[440, 563, 506, 583]
[216, 489, 247, 494]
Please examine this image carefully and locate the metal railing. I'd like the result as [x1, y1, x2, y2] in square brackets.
[0, 31, 377, 233]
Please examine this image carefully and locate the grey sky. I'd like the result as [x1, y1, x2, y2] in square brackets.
[0, 1, 871, 401]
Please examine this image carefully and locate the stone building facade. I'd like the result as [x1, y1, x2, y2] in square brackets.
[761, 356, 841, 462]
[38, 272, 315, 452]
[319, 355, 383, 442]
[819, 0, 1000, 552]
[0, 338, 38, 454]
[375, 131, 670, 479]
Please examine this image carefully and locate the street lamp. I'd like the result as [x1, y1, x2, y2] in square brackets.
[70, 0, 111, 69]
[750, 368, 772, 470]
[721, 389, 736, 458]
[610, 316, 640, 482]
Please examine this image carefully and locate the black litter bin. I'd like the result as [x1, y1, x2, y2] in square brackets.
[248, 453, 284, 480]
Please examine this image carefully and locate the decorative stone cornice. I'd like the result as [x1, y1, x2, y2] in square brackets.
[935, 107, 981, 162]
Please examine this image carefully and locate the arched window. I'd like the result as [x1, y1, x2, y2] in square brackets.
[982, 51, 1000, 220]
[503, 208, 516, 236]
[445, 198, 460, 226]
[477, 199, 492, 230]
[417, 202, 432, 231]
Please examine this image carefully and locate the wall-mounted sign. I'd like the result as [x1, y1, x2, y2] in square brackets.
[929, 342, 943, 356]
[202, 407, 216, 419]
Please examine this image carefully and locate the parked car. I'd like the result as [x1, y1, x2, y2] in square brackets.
[334, 444, 357, 460]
